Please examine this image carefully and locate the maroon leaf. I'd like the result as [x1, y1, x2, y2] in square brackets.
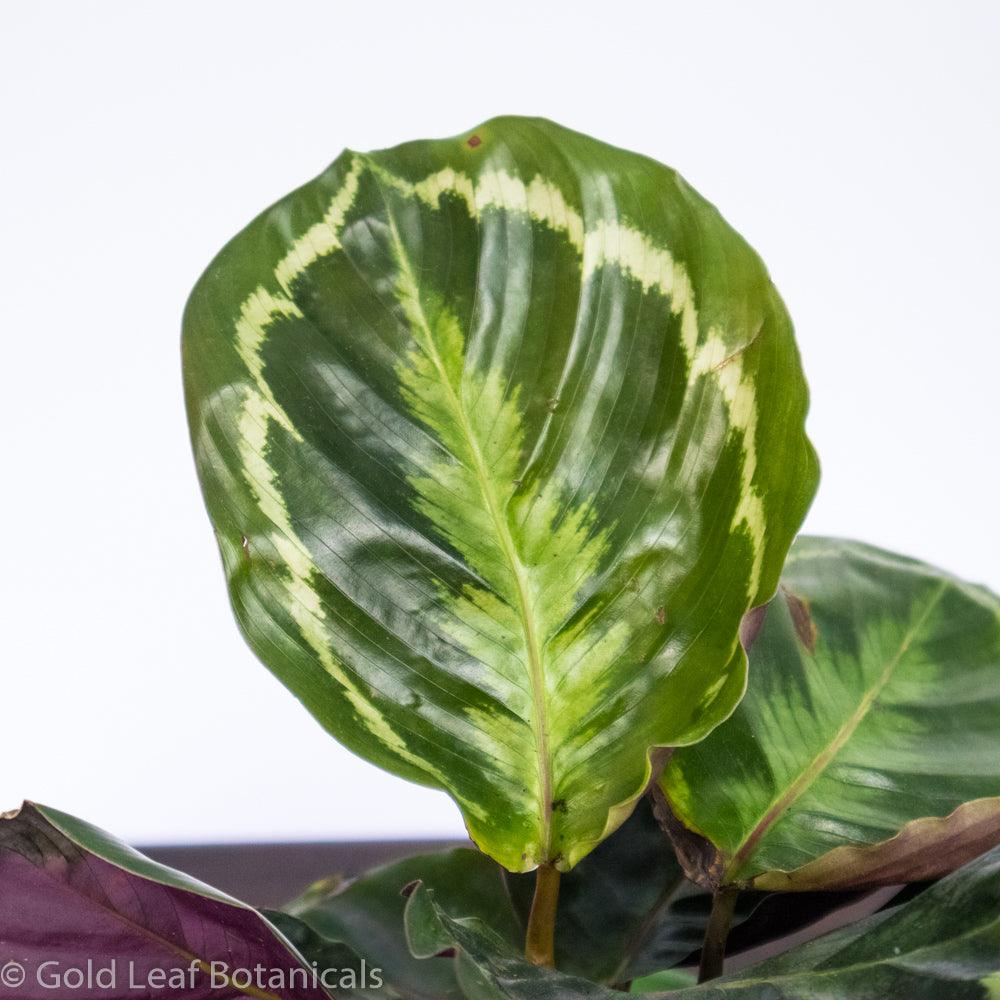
[0, 803, 336, 999]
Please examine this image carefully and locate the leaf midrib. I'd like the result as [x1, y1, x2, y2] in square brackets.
[386, 218, 554, 861]
[726, 580, 949, 880]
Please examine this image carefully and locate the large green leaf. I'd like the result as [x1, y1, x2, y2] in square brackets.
[183, 115, 818, 871]
[401, 844, 1000, 999]
[658, 537, 1000, 890]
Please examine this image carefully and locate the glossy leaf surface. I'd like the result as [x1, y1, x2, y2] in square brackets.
[183, 116, 818, 871]
[402, 845, 1000, 999]
[659, 537, 1000, 890]
[0, 803, 332, 999]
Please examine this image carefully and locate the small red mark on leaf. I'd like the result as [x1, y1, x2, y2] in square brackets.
[740, 603, 770, 652]
[434, 948, 457, 959]
[400, 879, 420, 898]
[467, 134, 482, 148]
[782, 586, 818, 652]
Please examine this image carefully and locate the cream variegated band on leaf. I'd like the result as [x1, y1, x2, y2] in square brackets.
[182, 116, 818, 872]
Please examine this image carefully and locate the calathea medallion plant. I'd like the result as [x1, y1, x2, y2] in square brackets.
[2, 117, 998, 998]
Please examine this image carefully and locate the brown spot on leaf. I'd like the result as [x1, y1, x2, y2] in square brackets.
[754, 795, 1000, 892]
[654, 606, 666, 626]
[400, 879, 420, 898]
[740, 603, 770, 652]
[644, 748, 674, 791]
[467, 134, 482, 148]
[782, 586, 818, 652]
[650, 784, 727, 889]
[551, 798, 568, 814]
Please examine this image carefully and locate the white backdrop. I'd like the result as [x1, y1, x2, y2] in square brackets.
[2, 0, 997, 845]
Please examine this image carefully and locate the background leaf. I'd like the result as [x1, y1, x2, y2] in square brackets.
[281, 798, 863, 990]
[265, 911, 402, 998]
[182, 115, 818, 871]
[658, 537, 1000, 890]
[401, 845, 1000, 999]
[630, 969, 697, 992]
[404, 882, 616, 999]
[280, 846, 520, 1000]
[504, 796, 688, 982]
[506, 798, 855, 981]
[671, 842, 1000, 999]
[0, 803, 334, 999]
[283, 799, 685, 990]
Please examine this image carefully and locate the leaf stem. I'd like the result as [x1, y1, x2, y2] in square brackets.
[525, 863, 561, 968]
[698, 885, 739, 983]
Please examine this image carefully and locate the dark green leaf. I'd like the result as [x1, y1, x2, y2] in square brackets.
[282, 847, 520, 1000]
[282, 799, 861, 990]
[404, 883, 616, 999]
[183, 115, 818, 871]
[630, 969, 697, 992]
[265, 910, 402, 998]
[283, 799, 685, 989]
[671, 843, 1000, 998]
[401, 845, 1000, 999]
